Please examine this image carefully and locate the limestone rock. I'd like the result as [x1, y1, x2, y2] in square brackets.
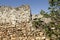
[0, 5, 50, 40]
[40, 17, 52, 24]
[0, 5, 32, 28]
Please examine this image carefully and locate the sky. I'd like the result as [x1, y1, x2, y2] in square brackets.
[0, 0, 49, 14]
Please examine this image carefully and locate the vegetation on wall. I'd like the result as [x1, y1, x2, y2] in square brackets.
[32, 0, 60, 40]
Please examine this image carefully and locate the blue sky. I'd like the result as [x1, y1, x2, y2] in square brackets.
[0, 0, 49, 14]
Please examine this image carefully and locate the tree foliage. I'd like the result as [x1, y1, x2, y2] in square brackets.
[32, 0, 60, 40]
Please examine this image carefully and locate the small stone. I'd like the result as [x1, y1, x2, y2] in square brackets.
[40, 32, 44, 36]
[3, 38, 7, 40]
[36, 37, 41, 40]
[51, 27, 55, 30]
[41, 36, 46, 39]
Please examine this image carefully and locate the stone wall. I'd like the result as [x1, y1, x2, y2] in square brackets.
[0, 5, 32, 28]
[0, 5, 50, 40]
